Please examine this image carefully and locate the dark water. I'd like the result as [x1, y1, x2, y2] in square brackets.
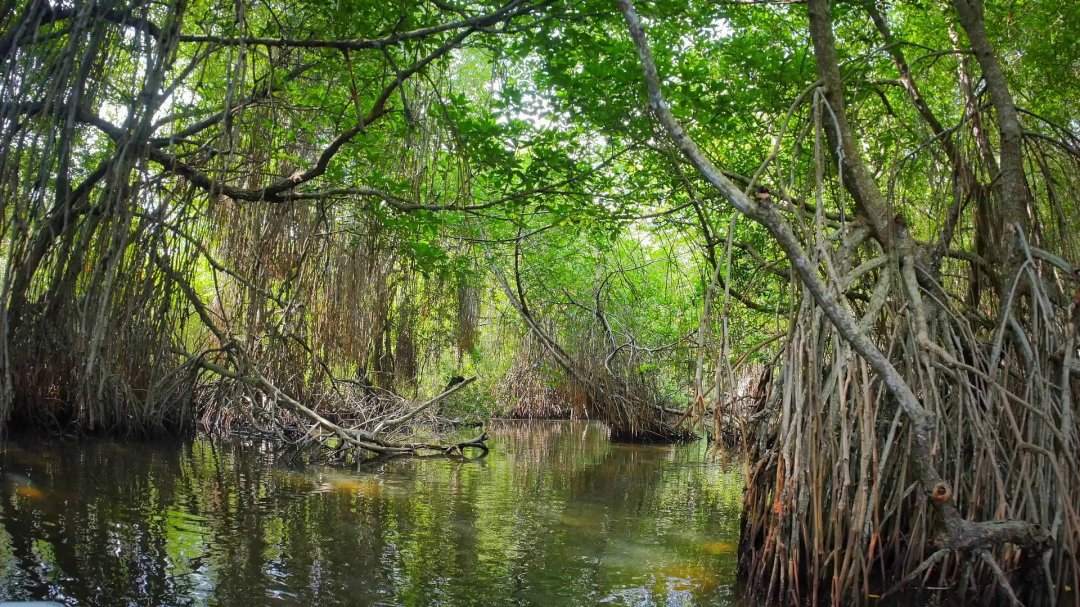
[0, 421, 744, 606]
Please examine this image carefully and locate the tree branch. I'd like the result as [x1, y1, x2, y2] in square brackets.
[373, 376, 477, 434]
[617, 1, 1048, 558]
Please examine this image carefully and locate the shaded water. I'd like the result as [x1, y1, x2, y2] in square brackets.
[0, 421, 744, 606]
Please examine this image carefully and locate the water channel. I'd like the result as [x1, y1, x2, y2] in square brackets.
[0, 420, 744, 606]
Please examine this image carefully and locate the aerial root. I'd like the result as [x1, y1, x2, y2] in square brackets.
[978, 548, 1023, 607]
[882, 549, 950, 599]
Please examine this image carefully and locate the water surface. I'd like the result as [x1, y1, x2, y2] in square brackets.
[0, 421, 743, 606]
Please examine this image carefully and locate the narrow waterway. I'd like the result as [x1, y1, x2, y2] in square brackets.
[0, 421, 744, 606]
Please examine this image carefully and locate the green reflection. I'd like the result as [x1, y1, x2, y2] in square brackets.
[0, 422, 743, 606]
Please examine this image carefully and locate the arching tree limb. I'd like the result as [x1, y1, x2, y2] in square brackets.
[617, 0, 1050, 568]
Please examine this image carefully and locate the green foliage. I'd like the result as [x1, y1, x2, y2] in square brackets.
[1, 0, 1076, 431]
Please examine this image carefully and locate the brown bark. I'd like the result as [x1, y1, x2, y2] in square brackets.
[620, 0, 1052, 601]
[866, 6, 989, 274]
[806, 0, 896, 249]
[952, 0, 1032, 280]
[807, 0, 1049, 571]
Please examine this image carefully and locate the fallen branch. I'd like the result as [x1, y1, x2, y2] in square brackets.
[157, 252, 488, 459]
[195, 354, 487, 458]
[373, 376, 477, 434]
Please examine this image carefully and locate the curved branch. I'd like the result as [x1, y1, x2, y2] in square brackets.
[177, 0, 535, 51]
[618, 0, 1049, 558]
[373, 376, 477, 434]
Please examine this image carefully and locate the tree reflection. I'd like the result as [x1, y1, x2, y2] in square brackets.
[0, 423, 742, 606]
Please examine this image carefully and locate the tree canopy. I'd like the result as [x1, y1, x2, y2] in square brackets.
[1, 0, 1078, 604]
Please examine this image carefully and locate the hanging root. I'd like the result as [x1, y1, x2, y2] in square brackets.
[739, 219, 1076, 605]
[493, 263, 694, 442]
[496, 328, 578, 419]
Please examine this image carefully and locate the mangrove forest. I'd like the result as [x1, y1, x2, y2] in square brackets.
[0, 0, 1078, 604]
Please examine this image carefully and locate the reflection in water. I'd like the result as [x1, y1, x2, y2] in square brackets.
[0, 421, 743, 606]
